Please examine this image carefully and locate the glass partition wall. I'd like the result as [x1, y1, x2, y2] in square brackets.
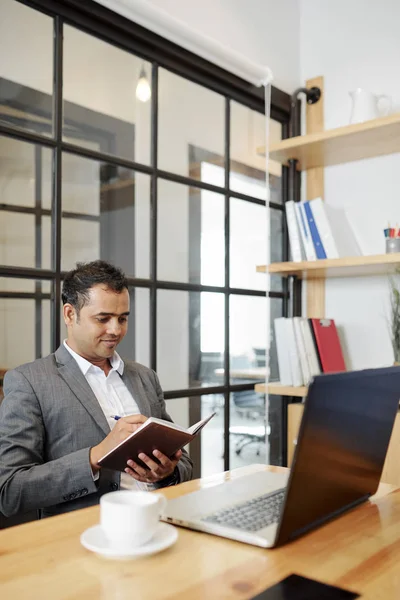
[0, 0, 291, 475]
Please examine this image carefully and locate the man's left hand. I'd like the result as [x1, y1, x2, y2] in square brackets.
[125, 449, 182, 484]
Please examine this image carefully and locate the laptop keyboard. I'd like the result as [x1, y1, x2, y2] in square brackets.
[201, 488, 285, 532]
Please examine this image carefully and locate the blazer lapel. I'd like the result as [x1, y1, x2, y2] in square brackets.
[121, 367, 152, 417]
[55, 345, 110, 436]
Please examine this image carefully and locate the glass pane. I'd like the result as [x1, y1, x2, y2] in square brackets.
[269, 171, 282, 206]
[63, 26, 151, 163]
[61, 153, 150, 277]
[117, 288, 150, 366]
[157, 290, 225, 391]
[157, 179, 224, 286]
[0, 278, 50, 294]
[230, 198, 266, 291]
[0, 0, 53, 136]
[229, 294, 271, 468]
[230, 102, 281, 199]
[269, 297, 283, 383]
[0, 137, 52, 268]
[0, 278, 52, 372]
[158, 68, 225, 183]
[163, 395, 224, 477]
[229, 295, 266, 383]
[165, 398, 190, 431]
[270, 208, 284, 292]
[199, 292, 225, 386]
[230, 392, 268, 468]
[201, 393, 224, 476]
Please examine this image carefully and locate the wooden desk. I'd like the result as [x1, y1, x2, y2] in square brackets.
[0, 464, 399, 599]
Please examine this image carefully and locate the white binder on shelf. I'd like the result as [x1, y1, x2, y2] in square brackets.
[294, 201, 317, 261]
[308, 197, 339, 259]
[308, 198, 362, 259]
[285, 201, 304, 262]
[292, 317, 311, 384]
[285, 318, 304, 387]
[299, 318, 321, 378]
[274, 318, 292, 386]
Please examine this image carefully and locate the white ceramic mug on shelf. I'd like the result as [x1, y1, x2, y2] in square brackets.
[349, 88, 392, 124]
[100, 490, 167, 550]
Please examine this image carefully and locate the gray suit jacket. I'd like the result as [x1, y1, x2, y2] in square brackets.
[0, 345, 193, 518]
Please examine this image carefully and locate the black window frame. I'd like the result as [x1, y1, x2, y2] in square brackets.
[0, 0, 292, 472]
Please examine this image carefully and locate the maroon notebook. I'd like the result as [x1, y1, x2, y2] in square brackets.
[309, 318, 346, 373]
[98, 413, 215, 472]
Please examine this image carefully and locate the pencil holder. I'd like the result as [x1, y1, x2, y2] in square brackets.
[386, 238, 400, 253]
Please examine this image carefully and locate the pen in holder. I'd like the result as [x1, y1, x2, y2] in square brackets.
[386, 237, 400, 253]
[385, 224, 400, 253]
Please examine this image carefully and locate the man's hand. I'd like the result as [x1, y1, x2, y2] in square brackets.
[90, 414, 148, 473]
[125, 449, 182, 484]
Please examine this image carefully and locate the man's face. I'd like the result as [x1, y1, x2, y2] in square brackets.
[63, 284, 130, 362]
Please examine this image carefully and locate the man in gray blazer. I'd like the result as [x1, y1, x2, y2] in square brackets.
[0, 260, 193, 519]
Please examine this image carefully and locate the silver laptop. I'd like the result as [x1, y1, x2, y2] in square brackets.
[162, 366, 400, 547]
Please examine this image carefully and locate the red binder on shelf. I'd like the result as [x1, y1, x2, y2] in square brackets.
[309, 318, 346, 373]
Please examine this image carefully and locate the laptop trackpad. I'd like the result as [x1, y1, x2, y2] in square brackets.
[165, 471, 289, 519]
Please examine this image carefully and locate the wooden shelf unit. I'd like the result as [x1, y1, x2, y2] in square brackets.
[257, 112, 400, 170]
[258, 75, 400, 485]
[257, 253, 400, 279]
[256, 382, 308, 397]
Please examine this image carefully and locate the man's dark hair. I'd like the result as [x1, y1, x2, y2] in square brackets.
[62, 260, 128, 314]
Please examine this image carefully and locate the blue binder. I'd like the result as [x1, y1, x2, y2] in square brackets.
[303, 201, 327, 259]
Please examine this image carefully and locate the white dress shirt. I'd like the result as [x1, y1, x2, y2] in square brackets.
[63, 341, 151, 491]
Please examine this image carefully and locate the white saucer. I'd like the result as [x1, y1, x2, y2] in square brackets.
[80, 522, 178, 560]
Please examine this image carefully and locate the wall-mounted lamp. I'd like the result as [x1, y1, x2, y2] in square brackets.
[136, 64, 151, 103]
[290, 86, 321, 137]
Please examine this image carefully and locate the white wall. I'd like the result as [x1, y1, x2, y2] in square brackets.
[134, 0, 301, 93]
[300, 0, 400, 368]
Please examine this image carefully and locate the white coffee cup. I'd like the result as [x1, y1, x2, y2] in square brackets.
[100, 490, 167, 550]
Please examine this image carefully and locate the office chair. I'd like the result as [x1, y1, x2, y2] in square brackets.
[230, 423, 268, 456]
[230, 389, 267, 456]
[230, 349, 266, 455]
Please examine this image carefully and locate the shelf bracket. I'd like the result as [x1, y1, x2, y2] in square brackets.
[290, 86, 321, 137]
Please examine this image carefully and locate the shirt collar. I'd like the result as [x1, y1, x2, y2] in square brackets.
[63, 340, 124, 376]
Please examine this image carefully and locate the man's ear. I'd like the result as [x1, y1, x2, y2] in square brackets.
[63, 303, 76, 326]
